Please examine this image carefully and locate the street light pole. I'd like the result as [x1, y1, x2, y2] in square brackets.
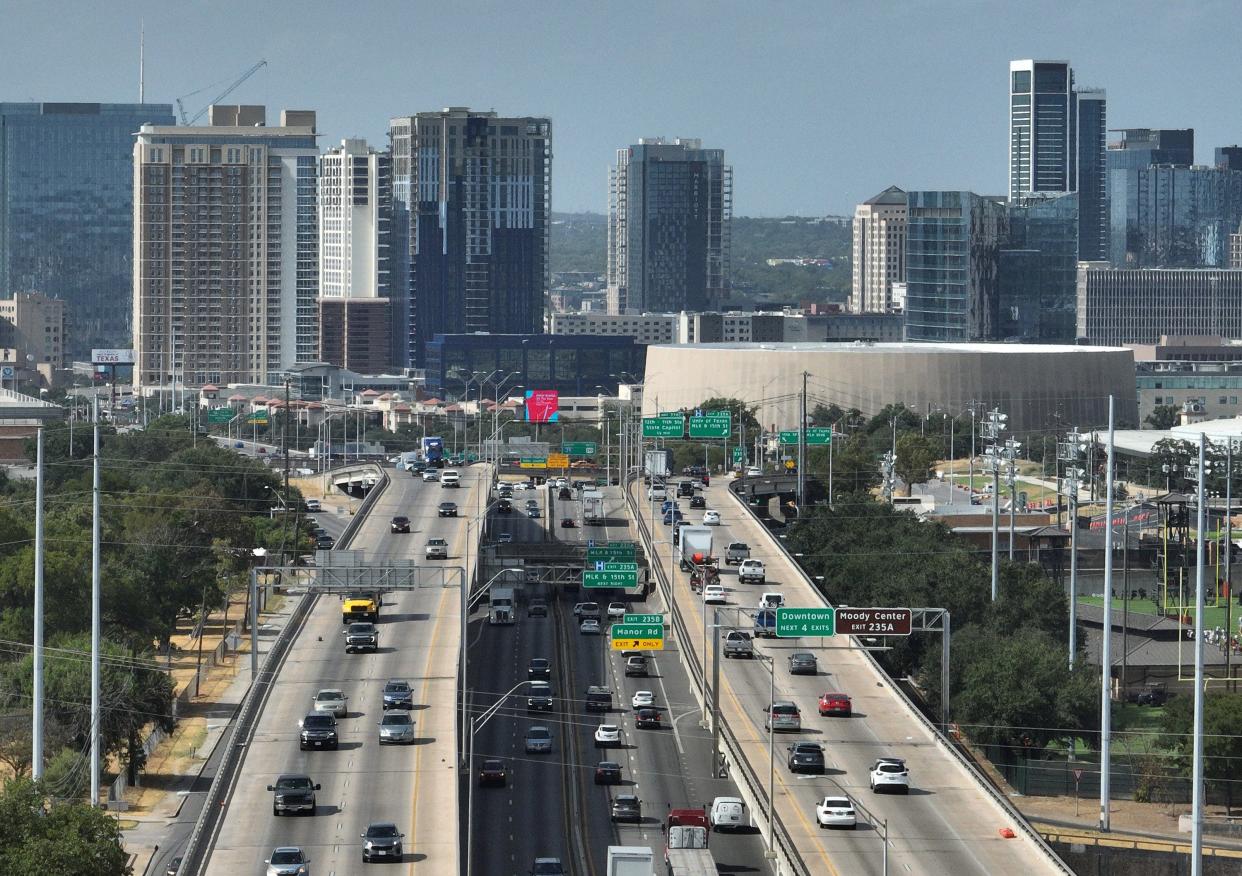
[467, 680, 533, 876]
[1099, 395, 1116, 832]
[1191, 432, 1207, 875]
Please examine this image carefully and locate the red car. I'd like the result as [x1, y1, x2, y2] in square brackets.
[478, 759, 507, 786]
[818, 692, 852, 717]
[635, 708, 662, 729]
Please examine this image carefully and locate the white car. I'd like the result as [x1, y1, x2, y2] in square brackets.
[816, 795, 857, 829]
[554, 478, 568, 488]
[869, 757, 910, 793]
[631, 690, 655, 709]
[421, 469, 439, 482]
[702, 510, 721, 525]
[580, 618, 602, 635]
[594, 724, 621, 748]
[702, 584, 727, 604]
[759, 592, 785, 610]
[312, 688, 347, 717]
[607, 602, 626, 619]
[745, 466, 762, 477]
[511, 482, 528, 492]
[265, 846, 312, 876]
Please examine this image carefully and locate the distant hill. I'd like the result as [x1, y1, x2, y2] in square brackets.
[550, 212, 852, 306]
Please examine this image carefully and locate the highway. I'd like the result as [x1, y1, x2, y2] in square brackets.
[204, 464, 488, 874]
[633, 475, 1070, 876]
[465, 479, 772, 875]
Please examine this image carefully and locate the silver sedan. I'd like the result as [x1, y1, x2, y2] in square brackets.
[378, 711, 415, 744]
[312, 688, 347, 717]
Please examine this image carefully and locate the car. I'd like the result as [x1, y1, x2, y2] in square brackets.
[765, 701, 801, 733]
[525, 725, 553, 753]
[265, 846, 312, 876]
[438, 502, 458, 517]
[377, 711, 415, 744]
[421, 469, 439, 482]
[389, 515, 410, 533]
[816, 795, 858, 829]
[745, 466, 762, 477]
[787, 742, 826, 774]
[527, 600, 547, 618]
[702, 510, 721, 525]
[607, 601, 626, 618]
[525, 498, 539, 509]
[382, 679, 413, 710]
[557, 487, 572, 500]
[530, 858, 566, 875]
[689, 494, 706, 508]
[662, 510, 683, 526]
[527, 507, 541, 518]
[304, 498, 322, 512]
[594, 760, 622, 784]
[425, 537, 448, 559]
[710, 796, 746, 832]
[624, 655, 647, 677]
[646, 485, 667, 501]
[497, 498, 514, 515]
[299, 711, 339, 750]
[723, 630, 754, 659]
[478, 759, 507, 787]
[526, 681, 554, 711]
[527, 658, 551, 680]
[315, 534, 335, 551]
[759, 592, 785, 610]
[610, 794, 642, 823]
[560, 517, 576, 528]
[738, 558, 766, 585]
[594, 723, 621, 748]
[585, 686, 612, 712]
[818, 692, 853, 717]
[360, 822, 404, 863]
[267, 773, 320, 816]
[312, 688, 347, 717]
[702, 584, 727, 604]
[440, 469, 460, 487]
[497, 485, 514, 498]
[725, 542, 751, 565]
[580, 618, 601, 634]
[635, 707, 662, 729]
[165, 856, 182, 876]
[788, 652, 818, 675]
[573, 602, 600, 618]
[343, 622, 378, 653]
[870, 757, 910, 793]
[631, 690, 655, 709]
[498, 532, 513, 544]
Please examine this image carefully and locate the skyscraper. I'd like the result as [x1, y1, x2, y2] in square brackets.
[388, 108, 551, 367]
[850, 186, 906, 313]
[132, 106, 319, 390]
[0, 102, 176, 358]
[1108, 163, 1242, 267]
[999, 193, 1079, 341]
[606, 138, 731, 315]
[904, 191, 1007, 342]
[1108, 128, 1195, 172]
[318, 139, 392, 373]
[1008, 60, 1107, 260]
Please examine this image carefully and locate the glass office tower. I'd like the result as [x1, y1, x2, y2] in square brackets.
[0, 102, 175, 358]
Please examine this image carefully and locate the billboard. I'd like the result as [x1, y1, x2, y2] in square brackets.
[91, 348, 135, 365]
[524, 389, 559, 423]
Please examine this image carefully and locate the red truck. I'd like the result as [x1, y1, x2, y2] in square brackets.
[664, 807, 709, 866]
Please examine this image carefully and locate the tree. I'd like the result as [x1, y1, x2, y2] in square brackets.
[1161, 692, 1242, 813]
[0, 778, 130, 875]
[1144, 404, 1180, 431]
[893, 433, 937, 495]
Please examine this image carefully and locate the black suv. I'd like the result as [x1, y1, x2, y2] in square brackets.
[390, 515, 410, 533]
[527, 658, 551, 680]
[438, 502, 458, 517]
[299, 712, 338, 750]
[315, 534, 335, 550]
[344, 622, 379, 654]
[787, 742, 826, 774]
[268, 773, 320, 815]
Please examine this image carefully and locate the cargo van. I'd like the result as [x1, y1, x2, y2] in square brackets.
[710, 796, 746, 832]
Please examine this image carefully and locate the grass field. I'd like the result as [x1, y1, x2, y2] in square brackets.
[944, 473, 1059, 503]
[1077, 595, 1241, 634]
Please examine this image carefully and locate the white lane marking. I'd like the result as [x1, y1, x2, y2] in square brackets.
[651, 658, 685, 756]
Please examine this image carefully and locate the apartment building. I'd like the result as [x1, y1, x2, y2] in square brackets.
[1077, 265, 1242, 344]
[132, 106, 319, 390]
[850, 186, 906, 313]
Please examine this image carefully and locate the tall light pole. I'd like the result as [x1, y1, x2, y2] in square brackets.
[982, 408, 1007, 601]
[1191, 432, 1208, 874]
[1099, 395, 1116, 831]
[90, 400, 102, 804]
[31, 426, 44, 779]
[1063, 460, 1083, 669]
[1005, 437, 1021, 561]
[467, 680, 533, 876]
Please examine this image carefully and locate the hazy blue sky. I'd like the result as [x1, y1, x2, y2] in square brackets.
[4, 0, 1238, 215]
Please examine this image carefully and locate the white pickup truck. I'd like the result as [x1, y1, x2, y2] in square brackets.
[738, 559, 766, 585]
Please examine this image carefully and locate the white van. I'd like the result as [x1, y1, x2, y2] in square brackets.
[759, 592, 785, 610]
[710, 796, 746, 832]
[441, 469, 461, 488]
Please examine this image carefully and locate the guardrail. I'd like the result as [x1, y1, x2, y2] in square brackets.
[625, 478, 810, 876]
[723, 481, 1075, 875]
[176, 463, 390, 876]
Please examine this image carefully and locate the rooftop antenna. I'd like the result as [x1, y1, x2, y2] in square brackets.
[138, 19, 145, 103]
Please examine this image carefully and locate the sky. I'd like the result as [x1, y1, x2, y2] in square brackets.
[3, 0, 1239, 216]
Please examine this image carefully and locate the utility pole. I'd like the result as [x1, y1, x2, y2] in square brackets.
[90, 400, 101, 805]
[32, 426, 44, 779]
[1226, 440, 1235, 692]
[1099, 395, 1116, 832]
[879, 451, 896, 504]
[1006, 437, 1021, 560]
[1191, 432, 1208, 874]
[797, 371, 808, 513]
[1062, 451, 1083, 669]
[982, 408, 1007, 601]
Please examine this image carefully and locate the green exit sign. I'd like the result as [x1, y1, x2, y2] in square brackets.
[775, 607, 835, 637]
[586, 544, 636, 562]
[643, 414, 684, 438]
[610, 623, 663, 639]
[622, 613, 663, 625]
[688, 410, 731, 439]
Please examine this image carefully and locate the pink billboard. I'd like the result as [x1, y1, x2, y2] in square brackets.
[524, 389, 560, 423]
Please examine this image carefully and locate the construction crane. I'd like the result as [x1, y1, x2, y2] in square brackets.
[175, 59, 268, 126]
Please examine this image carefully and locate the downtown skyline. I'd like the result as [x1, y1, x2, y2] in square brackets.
[2, 1, 1239, 216]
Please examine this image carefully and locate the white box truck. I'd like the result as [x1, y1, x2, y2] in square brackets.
[678, 526, 714, 571]
[606, 845, 654, 876]
[644, 449, 673, 479]
[489, 587, 515, 625]
[583, 489, 605, 526]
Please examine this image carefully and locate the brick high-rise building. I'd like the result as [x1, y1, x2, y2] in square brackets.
[132, 106, 319, 390]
